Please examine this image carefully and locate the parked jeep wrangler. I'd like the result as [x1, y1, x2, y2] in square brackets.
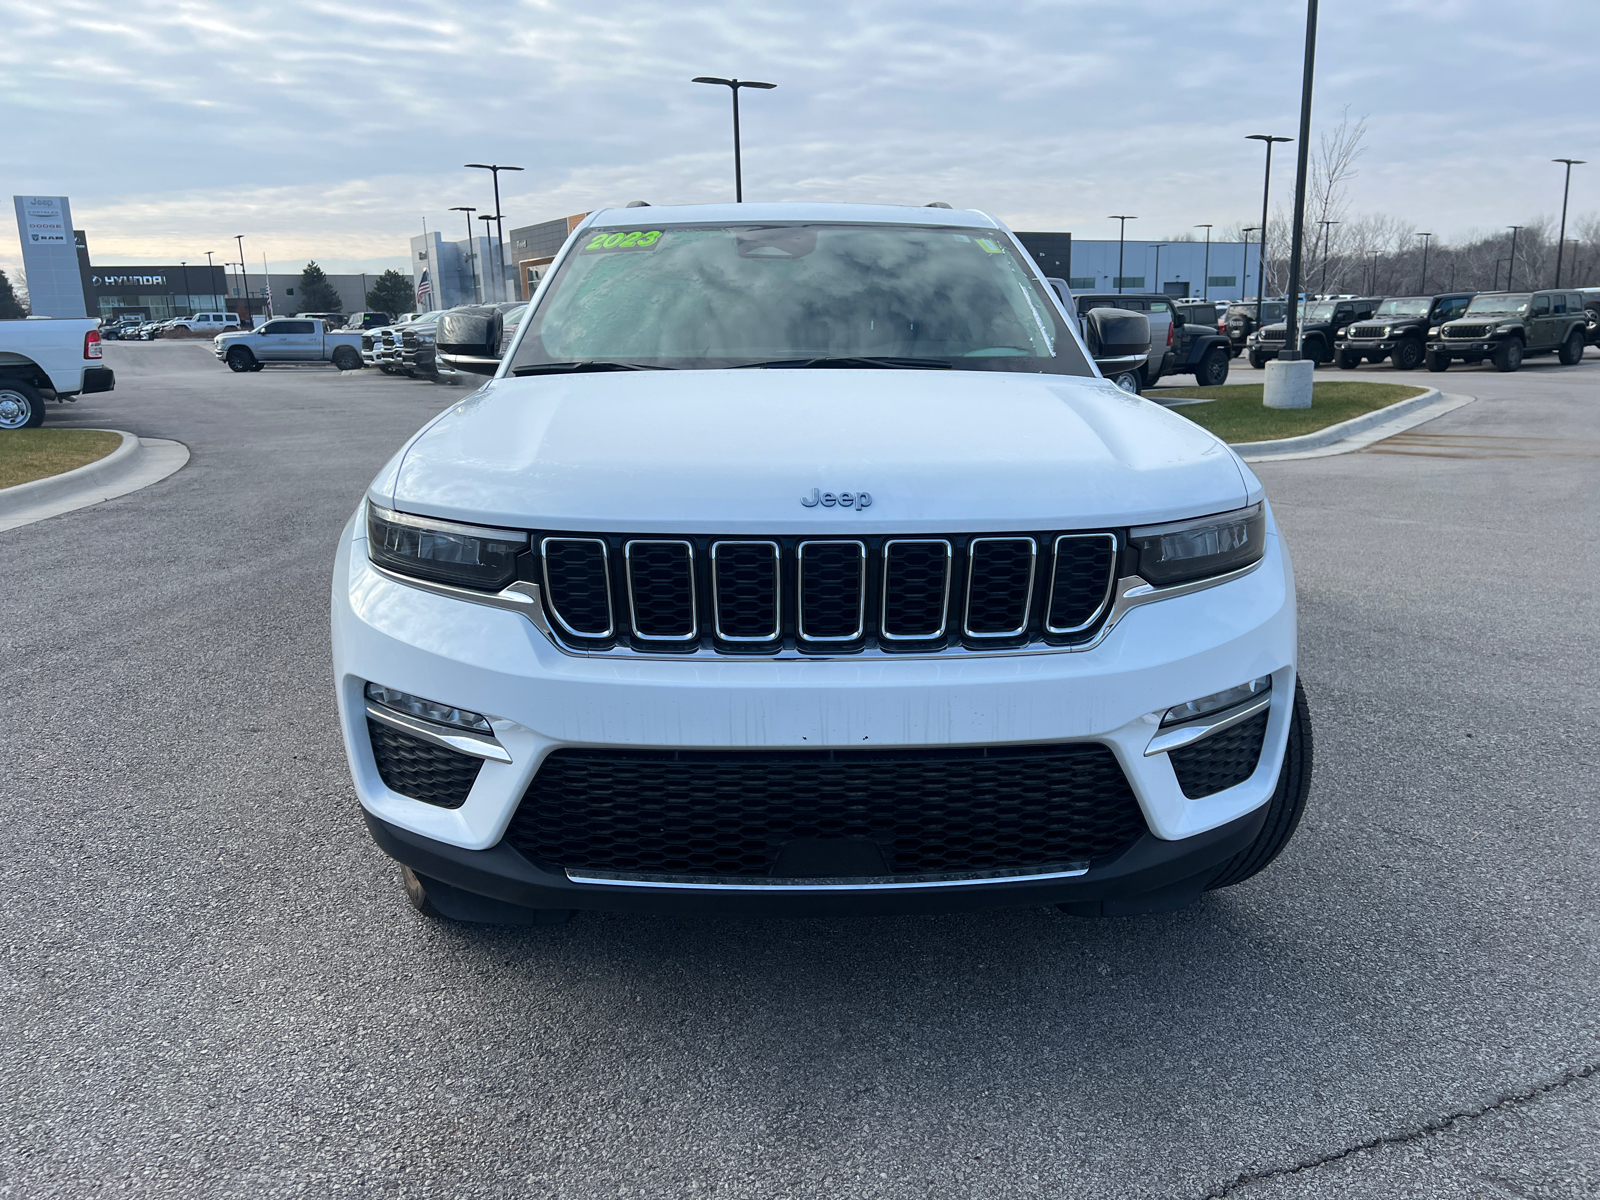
[1223, 299, 1285, 358]
[1168, 304, 1233, 386]
[1427, 290, 1590, 373]
[1249, 297, 1382, 368]
[1336, 293, 1473, 371]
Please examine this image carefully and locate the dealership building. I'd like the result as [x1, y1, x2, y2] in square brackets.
[1016, 233, 1261, 300]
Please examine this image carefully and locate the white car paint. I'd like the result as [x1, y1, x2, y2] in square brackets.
[330, 201, 1298, 909]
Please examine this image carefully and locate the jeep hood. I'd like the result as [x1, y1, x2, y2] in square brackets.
[379, 369, 1251, 534]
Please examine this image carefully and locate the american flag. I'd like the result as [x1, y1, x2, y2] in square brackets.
[416, 269, 431, 302]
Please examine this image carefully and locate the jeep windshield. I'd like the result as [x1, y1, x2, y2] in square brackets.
[506, 223, 1093, 376]
[1465, 294, 1531, 316]
[1297, 302, 1337, 323]
[1373, 298, 1431, 317]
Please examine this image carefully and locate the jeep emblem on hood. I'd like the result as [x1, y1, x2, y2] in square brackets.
[801, 488, 872, 510]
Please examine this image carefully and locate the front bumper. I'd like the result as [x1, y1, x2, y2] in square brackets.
[332, 507, 1298, 914]
[1338, 338, 1393, 353]
[1428, 338, 1502, 356]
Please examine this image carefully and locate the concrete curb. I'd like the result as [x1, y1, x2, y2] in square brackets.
[1228, 387, 1439, 456]
[1239, 391, 1476, 463]
[0, 429, 190, 532]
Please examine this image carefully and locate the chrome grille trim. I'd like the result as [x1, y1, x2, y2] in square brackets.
[1045, 533, 1119, 635]
[540, 537, 614, 640]
[796, 539, 866, 643]
[624, 539, 697, 642]
[879, 538, 953, 642]
[710, 540, 782, 643]
[962, 536, 1037, 639]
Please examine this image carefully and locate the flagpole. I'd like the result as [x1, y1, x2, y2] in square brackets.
[261, 252, 272, 317]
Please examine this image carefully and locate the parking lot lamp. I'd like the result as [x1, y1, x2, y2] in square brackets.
[1246, 134, 1293, 328]
[180, 261, 191, 317]
[1242, 226, 1258, 298]
[205, 251, 216, 307]
[235, 235, 249, 324]
[450, 207, 480, 302]
[464, 164, 524, 301]
[691, 77, 777, 202]
[1552, 159, 1584, 287]
[1416, 232, 1433, 294]
[1151, 244, 1168, 295]
[1108, 216, 1136, 293]
[1368, 250, 1379, 294]
[1275, 0, 1319, 374]
[1506, 226, 1523, 291]
[1194, 225, 1213, 299]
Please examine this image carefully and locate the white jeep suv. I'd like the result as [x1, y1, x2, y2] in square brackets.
[331, 203, 1309, 925]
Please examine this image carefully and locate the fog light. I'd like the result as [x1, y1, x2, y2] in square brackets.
[1161, 676, 1271, 727]
[364, 683, 492, 732]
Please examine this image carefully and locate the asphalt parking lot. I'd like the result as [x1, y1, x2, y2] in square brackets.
[2, 340, 1597, 1199]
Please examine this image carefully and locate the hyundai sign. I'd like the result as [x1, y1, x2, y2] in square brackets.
[13, 195, 88, 317]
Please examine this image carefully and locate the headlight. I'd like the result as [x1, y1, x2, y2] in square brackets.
[366, 503, 526, 590]
[1381, 326, 1393, 337]
[1130, 504, 1266, 587]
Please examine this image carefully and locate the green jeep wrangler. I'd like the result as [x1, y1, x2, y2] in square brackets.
[1427, 290, 1589, 373]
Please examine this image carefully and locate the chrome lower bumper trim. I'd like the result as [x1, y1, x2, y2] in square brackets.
[363, 700, 513, 764]
[1143, 691, 1272, 757]
[565, 862, 1091, 891]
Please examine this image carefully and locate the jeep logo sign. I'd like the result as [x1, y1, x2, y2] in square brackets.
[800, 488, 872, 509]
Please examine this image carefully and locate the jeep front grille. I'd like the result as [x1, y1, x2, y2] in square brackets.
[1444, 323, 1493, 339]
[1348, 324, 1386, 339]
[531, 529, 1119, 655]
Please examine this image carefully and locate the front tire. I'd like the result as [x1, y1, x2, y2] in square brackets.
[1208, 678, 1313, 891]
[0, 381, 46, 429]
[1248, 351, 1267, 370]
[1197, 346, 1230, 387]
[1336, 348, 1362, 370]
[1391, 339, 1424, 371]
[331, 346, 361, 371]
[226, 347, 255, 373]
[1425, 350, 1450, 372]
[1493, 339, 1523, 372]
[1558, 331, 1584, 366]
[1111, 370, 1141, 394]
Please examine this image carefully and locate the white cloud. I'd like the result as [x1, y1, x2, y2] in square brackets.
[1, 0, 1596, 281]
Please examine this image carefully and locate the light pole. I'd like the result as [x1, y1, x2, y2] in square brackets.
[1416, 232, 1433, 294]
[464, 163, 524, 301]
[1151, 244, 1168, 296]
[1506, 226, 1524, 291]
[180, 261, 191, 317]
[1552, 159, 1585, 287]
[1275, 0, 1319, 371]
[1195, 225, 1213, 300]
[1247, 133, 1293, 328]
[1369, 250, 1379, 294]
[1242, 227, 1258, 299]
[235, 235, 249, 325]
[450, 206, 480, 302]
[1316, 219, 1340, 294]
[1108, 216, 1136, 293]
[691, 77, 777, 203]
[480, 213, 500, 302]
[205, 251, 216, 308]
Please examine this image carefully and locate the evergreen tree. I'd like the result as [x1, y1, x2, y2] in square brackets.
[297, 260, 344, 313]
[0, 269, 28, 319]
[365, 269, 414, 318]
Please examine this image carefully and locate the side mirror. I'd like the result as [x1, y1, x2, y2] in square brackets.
[437, 308, 505, 376]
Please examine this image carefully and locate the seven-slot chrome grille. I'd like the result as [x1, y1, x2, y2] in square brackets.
[1347, 323, 1387, 340]
[530, 531, 1119, 655]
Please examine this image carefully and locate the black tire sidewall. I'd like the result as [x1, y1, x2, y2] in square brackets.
[1393, 340, 1423, 371]
[1200, 347, 1229, 386]
[226, 348, 255, 372]
[1207, 677, 1314, 892]
[1495, 340, 1522, 371]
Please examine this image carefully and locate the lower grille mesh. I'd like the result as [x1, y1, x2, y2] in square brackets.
[368, 719, 481, 809]
[1169, 710, 1269, 799]
[506, 743, 1147, 877]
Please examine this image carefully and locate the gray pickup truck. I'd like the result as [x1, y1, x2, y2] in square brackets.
[213, 318, 364, 373]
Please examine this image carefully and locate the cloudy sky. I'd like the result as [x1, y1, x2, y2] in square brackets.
[2, 0, 1595, 281]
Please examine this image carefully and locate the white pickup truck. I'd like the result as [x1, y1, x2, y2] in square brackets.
[0, 317, 116, 429]
[213, 317, 364, 373]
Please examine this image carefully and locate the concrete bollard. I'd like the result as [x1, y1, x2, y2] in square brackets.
[1263, 358, 1314, 409]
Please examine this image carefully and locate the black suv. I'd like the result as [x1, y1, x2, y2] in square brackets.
[1336, 293, 1473, 371]
[1427, 290, 1591, 373]
[1223, 299, 1285, 358]
[1249, 297, 1382, 367]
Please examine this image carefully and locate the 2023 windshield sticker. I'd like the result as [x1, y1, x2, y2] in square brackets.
[580, 230, 663, 253]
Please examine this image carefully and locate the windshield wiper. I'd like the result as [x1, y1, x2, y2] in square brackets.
[736, 356, 952, 370]
[512, 361, 670, 376]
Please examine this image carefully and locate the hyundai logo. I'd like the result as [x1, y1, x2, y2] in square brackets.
[801, 488, 872, 510]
